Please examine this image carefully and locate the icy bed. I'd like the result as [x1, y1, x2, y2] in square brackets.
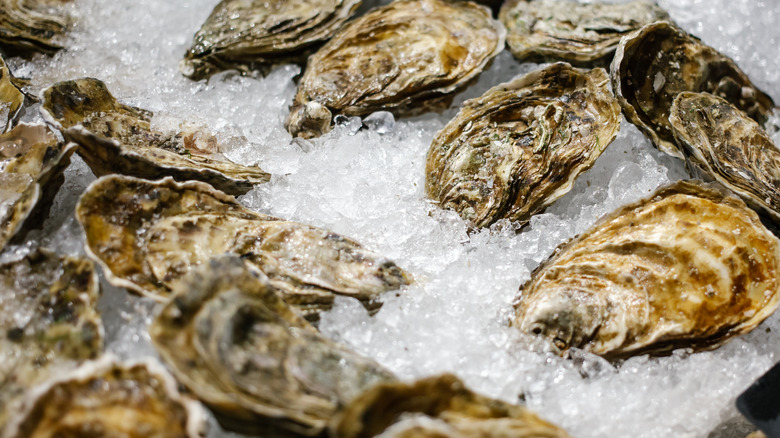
[5, 0, 780, 437]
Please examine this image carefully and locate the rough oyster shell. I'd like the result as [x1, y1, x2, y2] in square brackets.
[3, 356, 205, 438]
[0, 0, 71, 55]
[0, 54, 26, 133]
[40, 78, 270, 196]
[151, 255, 396, 436]
[0, 123, 75, 253]
[499, 0, 669, 65]
[513, 180, 780, 360]
[287, 0, 506, 138]
[611, 21, 775, 159]
[330, 373, 571, 438]
[0, 248, 102, 433]
[76, 175, 410, 319]
[181, 0, 362, 80]
[425, 63, 620, 228]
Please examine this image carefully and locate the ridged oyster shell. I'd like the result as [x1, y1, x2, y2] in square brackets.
[76, 175, 410, 319]
[41, 78, 270, 196]
[151, 255, 396, 436]
[499, 0, 669, 65]
[425, 63, 620, 228]
[181, 0, 362, 80]
[611, 21, 775, 159]
[287, 0, 506, 139]
[513, 180, 780, 360]
[0, 0, 72, 55]
[0, 54, 26, 133]
[330, 373, 571, 438]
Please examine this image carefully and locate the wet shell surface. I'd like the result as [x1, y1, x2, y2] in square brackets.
[287, 0, 506, 138]
[513, 180, 780, 360]
[0, 54, 26, 133]
[75, 175, 410, 319]
[330, 373, 571, 438]
[0, 0, 71, 55]
[151, 255, 396, 436]
[425, 63, 620, 228]
[499, 0, 669, 65]
[41, 78, 270, 196]
[611, 21, 775, 159]
[181, 0, 362, 80]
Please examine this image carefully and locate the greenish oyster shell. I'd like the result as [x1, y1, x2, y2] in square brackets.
[4, 356, 205, 438]
[287, 0, 506, 139]
[181, 0, 362, 81]
[75, 175, 410, 319]
[40, 78, 270, 196]
[151, 255, 396, 436]
[513, 180, 780, 360]
[0, 248, 103, 434]
[330, 373, 572, 438]
[611, 21, 775, 159]
[499, 0, 669, 65]
[425, 63, 620, 228]
[0, 54, 27, 133]
[0, 123, 75, 253]
[0, 0, 72, 55]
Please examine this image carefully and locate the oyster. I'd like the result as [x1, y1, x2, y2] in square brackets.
[4, 356, 205, 438]
[611, 21, 775, 159]
[513, 180, 780, 360]
[0, 123, 75, 253]
[151, 255, 396, 436]
[0, 248, 102, 433]
[181, 0, 362, 81]
[425, 63, 620, 228]
[331, 373, 571, 438]
[287, 0, 506, 138]
[499, 0, 669, 65]
[0, 0, 71, 55]
[41, 78, 270, 196]
[0, 54, 26, 133]
[76, 175, 410, 318]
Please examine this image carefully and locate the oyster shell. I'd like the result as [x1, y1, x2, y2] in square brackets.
[40, 78, 270, 196]
[513, 180, 780, 360]
[287, 0, 506, 138]
[0, 0, 71, 55]
[330, 373, 571, 438]
[76, 175, 410, 319]
[425, 63, 620, 228]
[0, 54, 26, 133]
[181, 0, 362, 81]
[151, 255, 396, 436]
[499, 0, 669, 65]
[4, 356, 205, 438]
[0, 248, 102, 433]
[611, 21, 775, 159]
[0, 123, 75, 253]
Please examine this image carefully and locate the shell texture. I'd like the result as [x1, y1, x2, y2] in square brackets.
[0, 54, 26, 133]
[0, 0, 71, 55]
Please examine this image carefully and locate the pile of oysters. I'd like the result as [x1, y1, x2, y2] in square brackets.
[1, 0, 778, 437]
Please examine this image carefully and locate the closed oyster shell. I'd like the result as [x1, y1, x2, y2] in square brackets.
[513, 180, 780, 360]
[0, 54, 26, 133]
[0, 248, 102, 433]
[425, 63, 620, 228]
[0, 0, 71, 55]
[40, 78, 270, 196]
[287, 0, 506, 139]
[181, 0, 362, 80]
[151, 255, 396, 436]
[330, 373, 571, 438]
[611, 21, 775, 159]
[0, 123, 75, 253]
[3, 356, 205, 438]
[499, 0, 669, 65]
[75, 175, 410, 319]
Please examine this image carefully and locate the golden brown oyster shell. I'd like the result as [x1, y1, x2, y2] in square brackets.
[4, 356, 205, 438]
[499, 0, 669, 66]
[425, 63, 621, 228]
[0, 0, 71, 55]
[181, 0, 362, 81]
[0, 123, 75, 253]
[75, 175, 410, 319]
[330, 373, 571, 438]
[513, 180, 780, 360]
[0, 248, 102, 433]
[611, 21, 775, 159]
[40, 78, 270, 196]
[0, 54, 27, 133]
[151, 255, 396, 436]
[287, 0, 506, 139]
